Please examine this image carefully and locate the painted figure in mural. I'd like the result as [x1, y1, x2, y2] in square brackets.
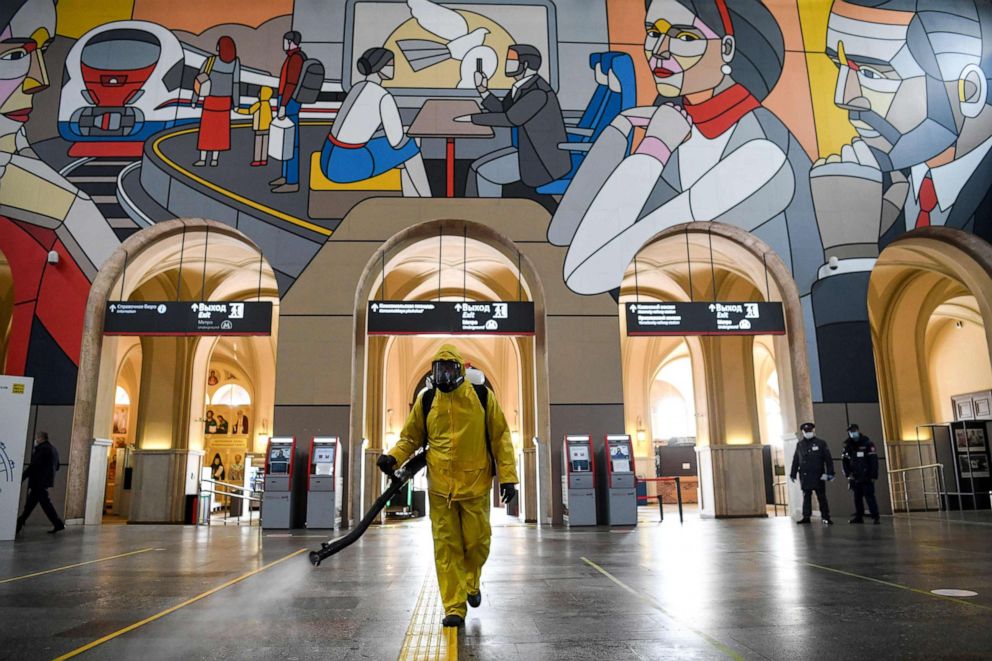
[230, 454, 245, 483]
[211, 453, 225, 482]
[191, 36, 240, 168]
[466, 44, 570, 197]
[399, 0, 496, 90]
[235, 86, 273, 167]
[208, 369, 219, 386]
[321, 47, 431, 196]
[232, 409, 249, 434]
[815, 0, 992, 257]
[547, 0, 822, 302]
[205, 409, 217, 434]
[216, 415, 229, 435]
[270, 31, 305, 194]
[0, 0, 118, 283]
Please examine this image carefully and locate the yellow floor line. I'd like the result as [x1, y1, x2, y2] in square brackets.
[397, 569, 457, 661]
[151, 122, 333, 237]
[805, 562, 992, 612]
[581, 557, 745, 661]
[52, 548, 307, 660]
[0, 547, 156, 584]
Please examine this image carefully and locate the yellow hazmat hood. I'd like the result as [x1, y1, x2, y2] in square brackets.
[433, 344, 465, 374]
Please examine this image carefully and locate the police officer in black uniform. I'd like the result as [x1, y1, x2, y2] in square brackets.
[790, 422, 834, 524]
[841, 424, 880, 524]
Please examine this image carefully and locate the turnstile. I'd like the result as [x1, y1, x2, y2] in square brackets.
[262, 437, 296, 529]
[306, 436, 343, 529]
[605, 434, 637, 526]
[562, 434, 596, 526]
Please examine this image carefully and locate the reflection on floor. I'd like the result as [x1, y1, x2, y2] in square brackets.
[3, 513, 991, 660]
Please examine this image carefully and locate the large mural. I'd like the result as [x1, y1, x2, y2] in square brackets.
[2, 0, 992, 415]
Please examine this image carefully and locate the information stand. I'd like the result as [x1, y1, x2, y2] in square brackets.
[605, 434, 637, 526]
[262, 437, 296, 529]
[306, 437, 342, 529]
[562, 434, 596, 526]
[0, 376, 33, 541]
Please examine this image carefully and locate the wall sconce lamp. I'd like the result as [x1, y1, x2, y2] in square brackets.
[636, 416, 646, 443]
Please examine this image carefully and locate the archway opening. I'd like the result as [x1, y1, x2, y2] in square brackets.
[86, 222, 279, 524]
[869, 231, 992, 511]
[358, 226, 541, 525]
[620, 223, 806, 518]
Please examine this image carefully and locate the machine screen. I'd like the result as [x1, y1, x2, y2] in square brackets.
[610, 443, 631, 473]
[569, 445, 590, 472]
[269, 445, 291, 474]
[313, 446, 335, 476]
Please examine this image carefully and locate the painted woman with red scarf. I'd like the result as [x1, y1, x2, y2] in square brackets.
[192, 36, 241, 167]
[548, 0, 822, 309]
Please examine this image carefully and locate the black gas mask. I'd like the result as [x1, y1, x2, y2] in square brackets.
[432, 359, 464, 393]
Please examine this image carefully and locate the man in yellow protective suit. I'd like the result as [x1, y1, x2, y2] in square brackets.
[377, 344, 518, 628]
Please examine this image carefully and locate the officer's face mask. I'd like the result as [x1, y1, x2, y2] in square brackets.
[432, 360, 464, 393]
[802, 431, 815, 440]
[849, 431, 860, 439]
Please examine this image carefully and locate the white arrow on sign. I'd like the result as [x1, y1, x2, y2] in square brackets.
[109, 304, 116, 312]
[708, 304, 716, 312]
[371, 303, 379, 312]
[630, 304, 637, 312]
[191, 303, 198, 311]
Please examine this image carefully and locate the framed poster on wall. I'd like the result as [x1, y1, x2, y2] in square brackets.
[955, 427, 988, 451]
[958, 453, 990, 478]
[975, 396, 991, 418]
[955, 399, 975, 421]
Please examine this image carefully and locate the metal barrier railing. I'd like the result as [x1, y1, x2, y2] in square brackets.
[887, 463, 947, 513]
[198, 478, 262, 526]
[638, 476, 684, 523]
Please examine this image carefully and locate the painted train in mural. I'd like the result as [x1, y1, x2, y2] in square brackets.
[58, 21, 194, 143]
[58, 20, 341, 150]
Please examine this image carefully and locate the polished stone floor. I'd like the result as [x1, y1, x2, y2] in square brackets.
[2, 509, 991, 660]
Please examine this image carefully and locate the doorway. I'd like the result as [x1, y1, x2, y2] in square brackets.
[353, 220, 547, 525]
[620, 222, 811, 518]
[868, 229, 992, 509]
[69, 220, 279, 524]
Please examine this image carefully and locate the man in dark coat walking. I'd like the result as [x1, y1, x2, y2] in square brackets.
[468, 43, 570, 197]
[17, 431, 65, 534]
[841, 423, 880, 524]
[790, 422, 834, 525]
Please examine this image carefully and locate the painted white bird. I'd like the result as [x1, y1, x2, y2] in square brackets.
[399, 0, 490, 71]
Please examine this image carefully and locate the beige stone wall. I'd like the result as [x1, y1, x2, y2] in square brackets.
[274, 198, 623, 524]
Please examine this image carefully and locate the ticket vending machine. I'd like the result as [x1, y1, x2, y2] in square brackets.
[262, 437, 296, 529]
[562, 434, 597, 526]
[605, 434, 637, 526]
[307, 437, 343, 529]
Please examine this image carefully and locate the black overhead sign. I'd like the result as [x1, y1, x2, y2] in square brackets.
[103, 301, 273, 336]
[367, 301, 535, 336]
[626, 302, 785, 336]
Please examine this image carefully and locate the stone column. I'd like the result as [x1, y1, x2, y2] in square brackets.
[696, 336, 766, 517]
[135, 336, 195, 450]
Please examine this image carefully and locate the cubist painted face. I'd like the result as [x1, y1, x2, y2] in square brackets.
[0, 0, 55, 145]
[826, 1, 960, 168]
[644, 0, 726, 98]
